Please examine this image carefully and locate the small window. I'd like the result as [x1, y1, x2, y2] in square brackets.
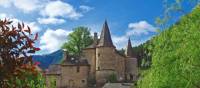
[82, 80, 85, 83]
[77, 66, 80, 73]
[98, 53, 100, 57]
[98, 67, 100, 70]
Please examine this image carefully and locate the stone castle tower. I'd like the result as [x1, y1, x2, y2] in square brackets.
[82, 20, 138, 86]
[45, 20, 138, 88]
[125, 38, 138, 81]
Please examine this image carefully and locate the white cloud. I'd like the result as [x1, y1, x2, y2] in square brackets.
[40, 29, 72, 53]
[13, 0, 42, 13]
[0, 0, 12, 7]
[0, 14, 41, 33]
[41, 1, 82, 20]
[9, 18, 41, 33]
[112, 35, 151, 49]
[0, 13, 13, 19]
[79, 5, 93, 13]
[37, 17, 65, 24]
[27, 22, 41, 33]
[128, 21, 157, 36]
[0, 0, 42, 13]
[112, 35, 127, 49]
[112, 21, 157, 49]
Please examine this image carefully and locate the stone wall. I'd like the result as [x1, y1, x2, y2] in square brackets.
[60, 65, 89, 88]
[95, 47, 126, 84]
[115, 53, 125, 81]
[82, 49, 96, 76]
[96, 47, 116, 70]
[125, 58, 138, 81]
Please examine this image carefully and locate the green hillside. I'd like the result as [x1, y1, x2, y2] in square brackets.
[138, 5, 200, 88]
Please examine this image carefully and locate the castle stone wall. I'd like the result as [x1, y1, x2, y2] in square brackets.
[96, 47, 116, 70]
[95, 47, 125, 84]
[126, 58, 138, 81]
[60, 65, 89, 88]
[82, 49, 96, 76]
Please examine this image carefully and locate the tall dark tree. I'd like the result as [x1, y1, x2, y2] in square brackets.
[62, 26, 93, 56]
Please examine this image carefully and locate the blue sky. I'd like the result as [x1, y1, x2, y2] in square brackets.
[0, 0, 196, 54]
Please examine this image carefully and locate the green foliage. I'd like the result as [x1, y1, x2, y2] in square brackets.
[138, 6, 200, 88]
[107, 73, 117, 83]
[62, 26, 93, 56]
[49, 76, 56, 88]
[117, 48, 125, 56]
[7, 73, 46, 88]
[132, 41, 152, 69]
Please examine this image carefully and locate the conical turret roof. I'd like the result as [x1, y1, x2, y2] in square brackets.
[125, 38, 134, 57]
[98, 20, 114, 47]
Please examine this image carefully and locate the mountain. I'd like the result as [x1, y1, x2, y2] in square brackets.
[32, 50, 64, 70]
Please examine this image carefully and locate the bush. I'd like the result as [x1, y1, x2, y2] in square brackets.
[107, 73, 117, 83]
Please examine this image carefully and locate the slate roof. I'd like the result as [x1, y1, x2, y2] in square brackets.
[98, 20, 114, 47]
[125, 38, 134, 57]
[46, 54, 89, 75]
[62, 55, 89, 66]
[45, 64, 61, 75]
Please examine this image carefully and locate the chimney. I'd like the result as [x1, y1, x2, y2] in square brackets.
[63, 49, 68, 60]
[93, 32, 98, 45]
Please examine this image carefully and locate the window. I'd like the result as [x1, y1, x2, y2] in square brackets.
[98, 53, 100, 57]
[98, 67, 100, 70]
[81, 80, 85, 83]
[77, 66, 80, 73]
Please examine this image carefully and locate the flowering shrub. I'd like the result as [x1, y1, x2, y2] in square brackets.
[0, 19, 45, 88]
[7, 62, 46, 88]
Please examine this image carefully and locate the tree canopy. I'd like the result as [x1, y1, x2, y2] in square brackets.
[62, 26, 93, 56]
[138, 5, 200, 88]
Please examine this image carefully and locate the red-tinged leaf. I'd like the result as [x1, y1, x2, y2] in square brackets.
[12, 25, 15, 31]
[28, 40, 33, 48]
[7, 20, 12, 24]
[24, 29, 29, 33]
[27, 26, 31, 34]
[18, 23, 21, 29]
[34, 48, 40, 51]
[34, 62, 40, 66]
[27, 50, 35, 53]
[34, 33, 38, 40]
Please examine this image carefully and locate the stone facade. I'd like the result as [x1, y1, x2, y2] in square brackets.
[45, 51, 90, 88]
[45, 21, 138, 88]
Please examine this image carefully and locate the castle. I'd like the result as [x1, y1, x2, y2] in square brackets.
[45, 21, 138, 88]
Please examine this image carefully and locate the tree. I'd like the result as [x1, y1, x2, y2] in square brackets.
[138, 5, 200, 88]
[62, 26, 93, 56]
[0, 19, 43, 87]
